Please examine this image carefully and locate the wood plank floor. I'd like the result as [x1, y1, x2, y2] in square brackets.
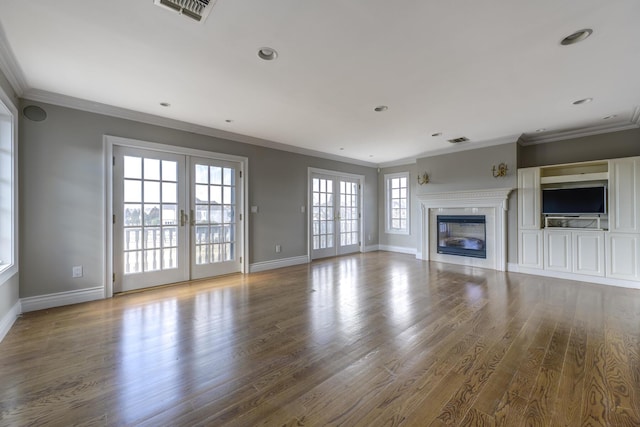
[1, 251, 640, 426]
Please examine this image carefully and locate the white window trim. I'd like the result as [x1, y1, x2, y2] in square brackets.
[0, 86, 18, 286]
[385, 172, 410, 235]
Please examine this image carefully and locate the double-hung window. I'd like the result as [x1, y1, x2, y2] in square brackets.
[385, 172, 409, 234]
[0, 89, 17, 282]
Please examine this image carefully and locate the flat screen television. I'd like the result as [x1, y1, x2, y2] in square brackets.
[542, 186, 607, 215]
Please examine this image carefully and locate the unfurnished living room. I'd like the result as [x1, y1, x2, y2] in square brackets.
[0, 1, 639, 425]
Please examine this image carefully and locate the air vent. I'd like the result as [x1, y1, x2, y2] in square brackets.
[447, 137, 470, 144]
[154, 0, 216, 22]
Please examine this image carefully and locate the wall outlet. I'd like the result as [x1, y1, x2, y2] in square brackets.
[251, 206, 259, 213]
[275, 244, 281, 253]
[72, 265, 83, 278]
[301, 206, 306, 213]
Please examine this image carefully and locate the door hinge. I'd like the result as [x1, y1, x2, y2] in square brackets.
[239, 213, 243, 221]
[239, 170, 242, 178]
[113, 273, 115, 282]
[358, 212, 361, 219]
[358, 184, 361, 190]
[240, 256, 243, 263]
[113, 214, 116, 224]
[113, 156, 115, 166]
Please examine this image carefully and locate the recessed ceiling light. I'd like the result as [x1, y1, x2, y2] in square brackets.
[561, 29, 593, 46]
[258, 47, 278, 61]
[572, 98, 593, 105]
[160, 102, 171, 107]
[535, 128, 546, 132]
[339, 148, 344, 151]
[374, 106, 388, 112]
[431, 132, 442, 137]
[602, 115, 617, 120]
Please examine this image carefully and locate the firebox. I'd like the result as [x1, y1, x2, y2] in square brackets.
[437, 215, 486, 259]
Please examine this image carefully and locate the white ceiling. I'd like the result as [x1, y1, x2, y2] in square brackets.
[1, 0, 639, 165]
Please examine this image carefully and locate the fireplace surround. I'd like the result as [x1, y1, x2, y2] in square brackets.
[417, 188, 513, 271]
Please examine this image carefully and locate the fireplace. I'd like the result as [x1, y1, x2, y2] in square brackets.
[437, 215, 486, 258]
[417, 188, 513, 271]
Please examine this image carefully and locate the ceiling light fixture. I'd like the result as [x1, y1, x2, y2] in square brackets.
[572, 98, 593, 105]
[561, 29, 593, 46]
[225, 119, 233, 123]
[602, 115, 617, 120]
[258, 47, 278, 61]
[374, 106, 388, 112]
[160, 102, 171, 107]
[535, 128, 546, 132]
[431, 132, 442, 137]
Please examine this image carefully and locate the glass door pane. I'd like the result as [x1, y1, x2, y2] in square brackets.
[310, 173, 362, 259]
[311, 175, 337, 259]
[338, 179, 360, 255]
[191, 157, 242, 279]
[114, 147, 188, 292]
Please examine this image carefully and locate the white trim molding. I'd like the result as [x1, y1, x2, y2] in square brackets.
[0, 300, 21, 343]
[378, 245, 417, 255]
[249, 256, 309, 273]
[417, 188, 513, 271]
[516, 266, 640, 290]
[364, 244, 380, 253]
[21, 287, 104, 313]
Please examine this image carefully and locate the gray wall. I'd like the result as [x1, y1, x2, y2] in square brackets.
[519, 128, 640, 167]
[19, 101, 378, 298]
[0, 66, 19, 327]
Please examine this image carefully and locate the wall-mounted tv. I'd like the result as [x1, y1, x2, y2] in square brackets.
[542, 185, 607, 215]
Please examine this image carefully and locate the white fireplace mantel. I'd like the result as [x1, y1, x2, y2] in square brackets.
[417, 188, 513, 271]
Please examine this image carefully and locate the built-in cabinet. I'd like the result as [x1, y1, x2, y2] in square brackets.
[609, 157, 640, 233]
[517, 156, 640, 286]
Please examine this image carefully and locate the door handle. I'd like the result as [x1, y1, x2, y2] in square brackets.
[190, 210, 195, 226]
[180, 209, 188, 226]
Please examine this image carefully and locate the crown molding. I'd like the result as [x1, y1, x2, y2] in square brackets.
[379, 134, 518, 168]
[0, 24, 27, 96]
[22, 89, 377, 169]
[518, 108, 640, 146]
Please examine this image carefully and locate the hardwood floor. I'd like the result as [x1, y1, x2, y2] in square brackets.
[1, 251, 639, 426]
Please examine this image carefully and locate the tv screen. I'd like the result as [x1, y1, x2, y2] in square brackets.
[542, 186, 607, 215]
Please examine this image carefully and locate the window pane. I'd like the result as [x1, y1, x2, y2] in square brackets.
[144, 158, 160, 180]
[124, 180, 142, 202]
[195, 164, 209, 184]
[162, 182, 177, 203]
[162, 161, 177, 182]
[124, 156, 142, 179]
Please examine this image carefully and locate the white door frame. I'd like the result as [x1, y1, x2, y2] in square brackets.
[104, 135, 249, 298]
[307, 167, 365, 259]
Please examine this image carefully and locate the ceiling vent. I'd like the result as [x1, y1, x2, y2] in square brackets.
[447, 137, 470, 144]
[154, 0, 216, 22]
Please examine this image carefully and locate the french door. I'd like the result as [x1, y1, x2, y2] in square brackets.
[113, 146, 242, 292]
[310, 172, 362, 259]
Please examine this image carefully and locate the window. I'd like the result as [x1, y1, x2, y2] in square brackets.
[385, 172, 409, 234]
[0, 89, 17, 282]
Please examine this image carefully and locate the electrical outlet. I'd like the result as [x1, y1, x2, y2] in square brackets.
[72, 266, 83, 278]
[275, 244, 281, 253]
[301, 206, 306, 213]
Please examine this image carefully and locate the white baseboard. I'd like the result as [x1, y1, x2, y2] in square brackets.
[0, 300, 21, 343]
[249, 255, 309, 273]
[507, 262, 520, 272]
[514, 266, 640, 290]
[21, 286, 105, 312]
[378, 245, 418, 255]
[364, 245, 379, 253]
